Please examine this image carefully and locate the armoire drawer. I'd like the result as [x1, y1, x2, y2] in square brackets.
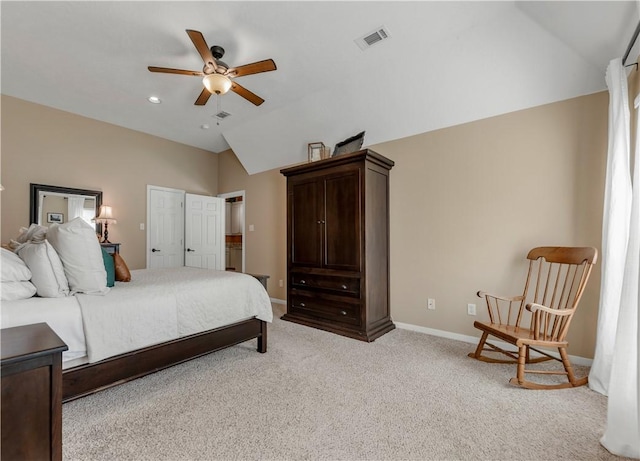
[289, 292, 361, 326]
[290, 273, 360, 296]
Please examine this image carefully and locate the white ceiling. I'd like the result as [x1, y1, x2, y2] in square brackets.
[2, 1, 638, 174]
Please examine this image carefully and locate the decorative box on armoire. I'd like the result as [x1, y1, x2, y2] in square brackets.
[280, 148, 395, 341]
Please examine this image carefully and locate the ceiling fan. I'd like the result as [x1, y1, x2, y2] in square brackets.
[148, 29, 276, 106]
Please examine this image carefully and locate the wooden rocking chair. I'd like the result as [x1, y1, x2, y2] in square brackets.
[468, 246, 598, 389]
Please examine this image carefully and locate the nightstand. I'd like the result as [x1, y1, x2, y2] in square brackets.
[1, 323, 68, 461]
[100, 242, 120, 254]
[247, 273, 269, 290]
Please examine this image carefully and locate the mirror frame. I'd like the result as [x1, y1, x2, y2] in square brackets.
[30, 183, 103, 232]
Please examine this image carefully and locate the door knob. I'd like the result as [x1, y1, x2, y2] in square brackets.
[186, 248, 195, 252]
[151, 248, 161, 252]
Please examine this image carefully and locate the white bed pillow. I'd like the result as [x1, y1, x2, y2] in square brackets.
[7, 223, 49, 252]
[16, 223, 48, 243]
[17, 241, 70, 298]
[1, 247, 32, 282]
[47, 217, 109, 295]
[1, 281, 37, 301]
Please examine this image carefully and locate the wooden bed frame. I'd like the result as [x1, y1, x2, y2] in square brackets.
[62, 317, 267, 402]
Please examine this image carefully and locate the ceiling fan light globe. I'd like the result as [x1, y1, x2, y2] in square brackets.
[203, 74, 232, 95]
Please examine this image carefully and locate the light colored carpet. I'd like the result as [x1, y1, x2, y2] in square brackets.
[63, 305, 624, 461]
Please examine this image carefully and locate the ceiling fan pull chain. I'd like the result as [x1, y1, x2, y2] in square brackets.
[216, 95, 221, 126]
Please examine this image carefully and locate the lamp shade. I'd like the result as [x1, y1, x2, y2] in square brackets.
[203, 73, 232, 95]
[95, 205, 116, 223]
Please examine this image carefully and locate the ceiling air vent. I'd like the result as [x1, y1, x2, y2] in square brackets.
[355, 26, 391, 51]
[215, 111, 231, 119]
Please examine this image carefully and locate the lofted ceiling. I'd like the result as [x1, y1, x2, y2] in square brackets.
[2, 1, 638, 174]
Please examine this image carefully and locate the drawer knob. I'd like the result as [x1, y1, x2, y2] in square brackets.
[300, 279, 306, 284]
[340, 310, 347, 316]
[341, 284, 348, 290]
[300, 302, 306, 307]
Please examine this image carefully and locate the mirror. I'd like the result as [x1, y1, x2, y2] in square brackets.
[30, 183, 102, 232]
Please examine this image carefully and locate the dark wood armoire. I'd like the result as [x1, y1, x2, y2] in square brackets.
[280, 149, 394, 341]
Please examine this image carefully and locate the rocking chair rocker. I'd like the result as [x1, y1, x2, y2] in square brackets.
[468, 246, 597, 389]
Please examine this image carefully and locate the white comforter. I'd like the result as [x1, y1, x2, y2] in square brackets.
[1, 295, 87, 363]
[1, 268, 273, 367]
[77, 267, 273, 363]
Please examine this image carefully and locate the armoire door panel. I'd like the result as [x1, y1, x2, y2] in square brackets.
[323, 171, 361, 271]
[290, 180, 322, 267]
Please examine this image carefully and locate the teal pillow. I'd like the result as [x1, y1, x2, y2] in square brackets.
[101, 248, 115, 288]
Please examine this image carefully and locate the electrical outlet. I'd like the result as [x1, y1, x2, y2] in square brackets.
[278, 279, 284, 288]
[428, 298, 435, 310]
[467, 303, 476, 316]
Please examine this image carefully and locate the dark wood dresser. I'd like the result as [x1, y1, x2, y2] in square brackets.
[1, 323, 68, 461]
[280, 148, 395, 341]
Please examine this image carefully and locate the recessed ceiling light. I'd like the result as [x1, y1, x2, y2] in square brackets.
[200, 124, 210, 130]
[147, 96, 162, 104]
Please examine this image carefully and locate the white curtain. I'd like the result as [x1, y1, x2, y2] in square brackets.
[67, 196, 85, 222]
[590, 58, 632, 393]
[592, 57, 640, 459]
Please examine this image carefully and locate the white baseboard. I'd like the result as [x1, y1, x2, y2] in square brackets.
[270, 298, 286, 305]
[394, 321, 593, 367]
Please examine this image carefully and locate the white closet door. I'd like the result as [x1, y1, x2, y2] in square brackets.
[184, 194, 225, 270]
[147, 186, 185, 269]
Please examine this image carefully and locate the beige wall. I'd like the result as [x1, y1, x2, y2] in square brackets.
[1, 91, 608, 358]
[218, 92, 607, 359]
[217, 150, 287, 300]
[373, 91, 607, 359]
[1, 95, 219, 269]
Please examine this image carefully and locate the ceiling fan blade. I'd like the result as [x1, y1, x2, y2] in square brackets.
[195, 87, 212, 106]
[230, 81, 265, 106]
[186, 29, 217, 70]
[148, 66, 204, 76]
[226, 59, 277, 78]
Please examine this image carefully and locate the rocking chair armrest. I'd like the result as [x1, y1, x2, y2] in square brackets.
[477, 291, 525, 303]
[526, 302, 573, 316]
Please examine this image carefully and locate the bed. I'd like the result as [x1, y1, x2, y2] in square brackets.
[1, 266, 273, 402]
